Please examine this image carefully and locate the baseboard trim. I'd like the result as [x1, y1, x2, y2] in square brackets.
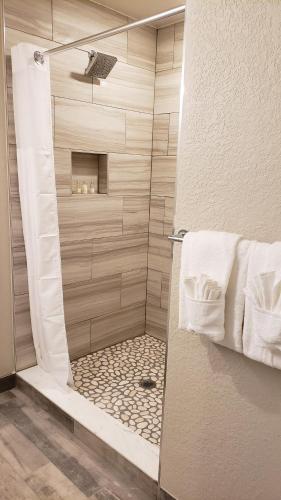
[0, 374, 16, 393]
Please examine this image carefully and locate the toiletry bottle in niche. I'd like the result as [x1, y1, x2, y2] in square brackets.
[77, 180, 82, 194]
[90, 180, 95, 194]
[72, 180, 77, 194]
[82, 180, 88, 194]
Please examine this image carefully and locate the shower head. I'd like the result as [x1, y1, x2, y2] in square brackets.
[84, 50, 117, 79]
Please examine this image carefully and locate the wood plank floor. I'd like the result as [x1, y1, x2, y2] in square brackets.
[0, 388, 156, 500]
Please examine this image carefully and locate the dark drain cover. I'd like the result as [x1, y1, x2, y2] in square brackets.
[139, 377, 156, 389]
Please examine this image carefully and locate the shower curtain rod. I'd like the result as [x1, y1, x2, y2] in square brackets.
[34, 4, 185, 63]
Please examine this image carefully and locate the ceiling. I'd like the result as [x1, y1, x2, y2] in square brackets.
[93, 0, 185, 26]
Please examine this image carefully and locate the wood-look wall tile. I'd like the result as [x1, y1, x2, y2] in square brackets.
[5, 28, 58, 88]
[149, 196, 165, 228]
[121, 268, 147, 308]
[148, 234, 172, 274]
[145, 304, 167, 340]
[161, 273, 170, 310]
[125, 111, 153, 155]
[151, 156, 177, 198]
[55, 98, 126, 153]
[7, 87, 15, 144]
[10, 196, 24, 248]
[92, 62, 154, 114]
[58, 196, 123, 243]
[63, 275, 121, 325]
[53, 0, 127, 62]
[149, 196, 165, 236]
[107, 154, 151, 196]
[13, 246, 28, 296]
[173, 22, 184, 69]
[163, 222, 173, 237]
[146, 269, 161, 307]
[168, 112, 179, 155]
[91, 305, 145, 352]
[122, 196, 150, 235]
[66, 321, 91, 360]
[54, 148, 72, 196]
[5, 0, 52, 39]
[156, 25, 175, 72]
[51, 49, 92, 102]
[127, 25, 156, 72]
[92, 234, 148, 279]
[8, 144, 18, 197]
[61, 242, 92, 285]
[14, 294, 36, 371]
[154, 68, 181, 114]
[152, 114, 169, 156]
[164, 197, 175, 225]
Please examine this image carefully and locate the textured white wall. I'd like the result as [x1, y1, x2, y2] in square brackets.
[160, 1, 281, 499]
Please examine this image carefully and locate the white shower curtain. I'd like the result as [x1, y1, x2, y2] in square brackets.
[11, 43, 72, 387]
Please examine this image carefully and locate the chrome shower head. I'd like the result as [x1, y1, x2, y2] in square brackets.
[84, 50, 117, 79]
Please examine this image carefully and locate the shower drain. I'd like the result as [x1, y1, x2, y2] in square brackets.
[139, 377, 156, 389]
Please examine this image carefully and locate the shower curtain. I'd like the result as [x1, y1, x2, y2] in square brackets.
[11, 43, 72, 387]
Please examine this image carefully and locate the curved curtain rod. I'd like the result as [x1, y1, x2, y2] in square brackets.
[34, 4, 186, 63]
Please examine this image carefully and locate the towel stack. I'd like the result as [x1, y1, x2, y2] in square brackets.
[179, 231, 281, 369]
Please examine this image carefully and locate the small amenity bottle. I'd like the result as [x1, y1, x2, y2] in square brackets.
[90, 181, 95, 194]
[81, 181, 88, 194]
[76, 180, 82, 194]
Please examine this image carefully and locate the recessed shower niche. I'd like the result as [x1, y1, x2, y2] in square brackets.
[71, 151, 108, 195]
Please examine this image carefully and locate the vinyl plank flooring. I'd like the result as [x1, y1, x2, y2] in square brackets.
[26, 462, 89, 499]
[0, 424, 48, 480]
[0, 400, 98, 497]
[0, 454, 38, 500]
[21, 398, 153, 500]
[0, 390, 157, 500]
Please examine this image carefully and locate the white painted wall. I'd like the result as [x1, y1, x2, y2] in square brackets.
[160, 1, 281, 498]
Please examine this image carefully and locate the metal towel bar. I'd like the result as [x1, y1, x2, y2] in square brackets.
[168, 229, 188, 242]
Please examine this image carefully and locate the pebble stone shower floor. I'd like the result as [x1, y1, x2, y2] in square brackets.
[71, 334, 166, 446]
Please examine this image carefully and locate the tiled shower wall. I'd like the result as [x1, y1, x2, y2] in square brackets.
[4, 0, 184, 370]
[146, 23, 184, 340]
[5, 0, 156, 369]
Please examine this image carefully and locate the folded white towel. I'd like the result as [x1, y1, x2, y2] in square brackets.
[179, 230, 241, 341]
[219, 239, 252, 352]
[243, 241, 281, 369]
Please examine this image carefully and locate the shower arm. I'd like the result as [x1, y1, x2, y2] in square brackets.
[34, 4, 186, 63]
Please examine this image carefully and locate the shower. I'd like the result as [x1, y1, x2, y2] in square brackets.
[84, 50, 117, 79]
